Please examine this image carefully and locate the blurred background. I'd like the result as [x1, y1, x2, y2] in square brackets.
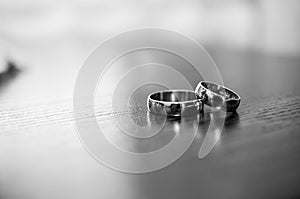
[1, 1, 300, 199]
[0, 0, 300, 101]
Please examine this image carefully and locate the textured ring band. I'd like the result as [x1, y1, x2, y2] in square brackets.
[195, 81, 241, 112]
[147, 90, 203, 117]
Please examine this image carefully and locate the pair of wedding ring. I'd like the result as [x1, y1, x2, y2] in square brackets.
[147, 81, 241, 117]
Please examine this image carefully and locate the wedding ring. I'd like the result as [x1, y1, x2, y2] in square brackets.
[147, 90, 203, 117]
[195, 81, 241, 112]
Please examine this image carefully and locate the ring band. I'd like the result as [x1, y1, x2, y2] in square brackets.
[195, 81, 241, 112]
[147, 90, 203, 117]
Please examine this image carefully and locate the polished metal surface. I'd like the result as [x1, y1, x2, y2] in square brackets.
[195, 81, 241, 112]
[147, 90, 203, 117]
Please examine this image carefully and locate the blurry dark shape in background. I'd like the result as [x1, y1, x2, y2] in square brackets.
[0, 60, 20, 89]
[0, 1, 300, 199]
[0, 0, 299, 100]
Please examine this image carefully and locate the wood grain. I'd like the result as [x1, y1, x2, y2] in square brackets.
[1, 95, 300, 133]
[1, 48, 300, 199]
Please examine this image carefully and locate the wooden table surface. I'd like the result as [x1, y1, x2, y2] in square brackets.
[0, 44, 300, 199]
